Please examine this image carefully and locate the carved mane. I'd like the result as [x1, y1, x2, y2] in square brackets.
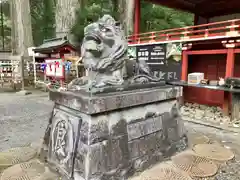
[82, 14, 128, 72]
[68, 15, 163, 91]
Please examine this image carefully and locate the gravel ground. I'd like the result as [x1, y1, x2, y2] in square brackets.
[0, 92, 53, 151]
[186, 122, 240, 180]
[0, 92, 240, 179]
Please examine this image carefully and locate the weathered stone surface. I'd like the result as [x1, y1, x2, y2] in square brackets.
[43, 86, 187, 180]
[47, 107, 82, 178]
[127, 116, 163, 141]
[128, 131, 165, 159]
[49, 86, 182, 114]
[80, 119, 109, 145]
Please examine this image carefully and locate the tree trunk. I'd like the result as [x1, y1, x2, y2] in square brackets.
[10, 0, 33, 85]
[10, 0, 33, 56]
[125, 0, 134, 35]
[116, 0, 134, 35]
[55, 0, 80, 38]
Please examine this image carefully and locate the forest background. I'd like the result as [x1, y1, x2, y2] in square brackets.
[0, 0, 193, 54]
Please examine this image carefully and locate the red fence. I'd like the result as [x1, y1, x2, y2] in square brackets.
[128, 19, 240, 45]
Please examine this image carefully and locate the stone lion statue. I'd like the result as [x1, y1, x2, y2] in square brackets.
[68, 14, 162, 91]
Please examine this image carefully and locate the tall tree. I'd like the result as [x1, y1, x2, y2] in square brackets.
[10, 0, 33, 56]
[31, 0, 55, 45]
[115, 0, 134, 35]
[103, 0, 134, 35]
[0, 1, 11, 50]
[125, 0, 135, 35]
[55, 0, 80, 37]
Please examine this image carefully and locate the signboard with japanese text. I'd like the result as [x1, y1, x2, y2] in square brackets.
[45, 59, 64, 78]
[134, 42, 182, 81]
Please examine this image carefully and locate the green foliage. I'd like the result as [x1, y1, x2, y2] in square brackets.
[71, 0, 193, 42]
[140, 1, 193, 33]
[0, 0, 194, 49]
[42, 0, 55, 40]
[71, 0, 118, 42]
[30, 0, 55, 46]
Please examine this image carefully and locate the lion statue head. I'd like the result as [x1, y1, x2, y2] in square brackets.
[81, 14, 128, 72]
[67, 15, 162, 91]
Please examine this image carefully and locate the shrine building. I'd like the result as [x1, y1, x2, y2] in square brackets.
[128, 0, 240, 115]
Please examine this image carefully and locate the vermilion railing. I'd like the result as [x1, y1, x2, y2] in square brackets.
[127, 19, 240, 45]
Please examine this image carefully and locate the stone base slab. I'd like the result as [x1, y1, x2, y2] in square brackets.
[49, 86, 182, 114]
[43, 96, 187, 180]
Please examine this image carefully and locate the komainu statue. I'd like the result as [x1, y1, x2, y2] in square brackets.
[68, 15, 163, 91]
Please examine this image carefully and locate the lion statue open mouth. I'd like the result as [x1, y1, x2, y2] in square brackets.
[68, 15, 164, 91]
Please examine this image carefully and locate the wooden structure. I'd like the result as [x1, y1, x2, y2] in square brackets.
[33, 37, 81, 87]
[34, 37, 78, 58]
[130, 0, 240, 116]
[132, 0, 240, 36]
[64, 56, 85, 80]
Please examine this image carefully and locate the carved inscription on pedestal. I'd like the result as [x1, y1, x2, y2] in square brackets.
[48, 108, 81, 178]
[127, 115, 163, 141]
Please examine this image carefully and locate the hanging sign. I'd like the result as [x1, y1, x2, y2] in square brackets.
[136, 44, 166, 80]
[45, 59, 64, 78]
[136, 42, 182, 81]
[137, 44, 166, 66]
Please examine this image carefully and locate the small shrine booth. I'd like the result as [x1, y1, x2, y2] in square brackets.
[33, 37, 84, 88]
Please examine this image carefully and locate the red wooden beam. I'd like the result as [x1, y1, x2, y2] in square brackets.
[225, 48, 235, 77]
[223, 48, 235, 115]
[128, 19, 240, 45]
[134, 0, 140, 35]
[234, 49, 240, 53]
[131, 18, 238, 37]
[181, 51, 188, 81]
[186, 49, 228, 55]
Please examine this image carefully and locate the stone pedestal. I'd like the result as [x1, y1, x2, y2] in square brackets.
[42, 85, 187, 180]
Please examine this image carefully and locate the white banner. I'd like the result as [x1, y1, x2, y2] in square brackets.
[45, 59, 64, 78]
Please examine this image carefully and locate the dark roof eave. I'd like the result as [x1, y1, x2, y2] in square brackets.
[146, 0, 196, 14]
[146, 0, 240, 18]
[33, 42, 78, 54]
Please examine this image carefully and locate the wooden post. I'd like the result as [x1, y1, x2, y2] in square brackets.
[225, 48, 234, 77]
[20, 56, 25, 91]
[231, 93, 240, 121]
[32, 54, 37, 87]
[134, 0, 140, 38]
[224, 44, 240, 120]
[181, 50, 188, 81]
[60, 52, 65, 88]
[223, 46, 235, 116]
